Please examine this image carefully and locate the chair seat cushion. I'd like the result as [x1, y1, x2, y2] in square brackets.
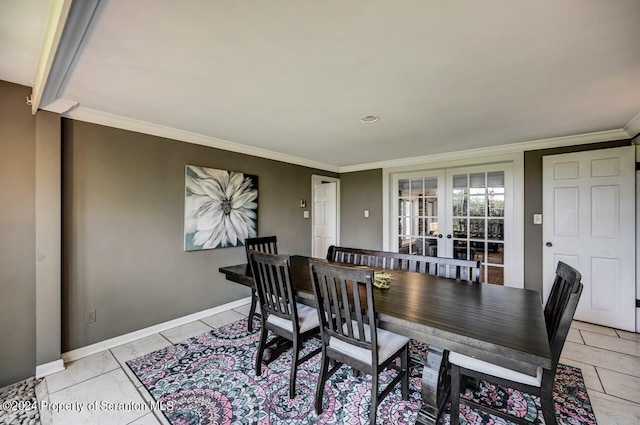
[448, 352, 542, 387]
[267, 303, 319, 333]
[329, 322, 409, 366]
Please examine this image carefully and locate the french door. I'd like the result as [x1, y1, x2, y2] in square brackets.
[392, 163, 513, 285]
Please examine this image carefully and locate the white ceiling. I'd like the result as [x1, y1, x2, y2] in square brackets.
[0, 0, 49, 87]
[3, 0, 640, 170]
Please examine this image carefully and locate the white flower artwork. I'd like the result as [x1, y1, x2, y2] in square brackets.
[184, 165, 258, 250]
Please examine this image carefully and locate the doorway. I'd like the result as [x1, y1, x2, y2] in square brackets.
[391, 163, 514, 286]
[311, 175, 340, 258]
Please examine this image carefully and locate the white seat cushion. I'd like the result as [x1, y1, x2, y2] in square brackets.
[448, 352, 542, 387]
[266, 303, 320, 333]
[329, 321, 409, 366]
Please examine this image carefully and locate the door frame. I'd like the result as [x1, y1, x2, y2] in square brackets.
[383, 153, 525, 288]
[311, 174, 340, 258]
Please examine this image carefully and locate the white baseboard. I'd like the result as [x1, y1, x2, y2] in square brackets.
[35, 359, 65, 378]
[62, 297, 252, 363]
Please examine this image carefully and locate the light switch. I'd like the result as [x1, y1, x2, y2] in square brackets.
[364, 210, 370, 218]
[303, 211, 310, 219]
[533, 214, 542, 225]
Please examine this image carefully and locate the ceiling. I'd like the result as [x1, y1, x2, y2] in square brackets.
[2, 0, 640, 171]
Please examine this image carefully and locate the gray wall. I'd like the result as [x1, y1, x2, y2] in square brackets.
[62, 119, 337, 351]
[0, 81, 36, 387]
[523, 139, 631, 294]
[340, 169, 384, 249]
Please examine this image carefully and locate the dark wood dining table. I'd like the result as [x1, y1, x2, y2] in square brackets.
[219, 255, 550, 425]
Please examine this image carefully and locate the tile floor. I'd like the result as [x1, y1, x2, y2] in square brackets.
[33, 306, 640, 425]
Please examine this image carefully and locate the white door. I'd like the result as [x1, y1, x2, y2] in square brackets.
[543, 146, 636, 331]
[392, 171, 446, 257]
[445, 164, 514, 286]
[312, 179, 338, 258]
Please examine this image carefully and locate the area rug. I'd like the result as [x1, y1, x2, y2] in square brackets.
[126, 317, 597, 425]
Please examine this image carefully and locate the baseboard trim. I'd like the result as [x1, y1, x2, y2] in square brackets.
[35, 359, 65, 378]
[62, 297, 252, 363]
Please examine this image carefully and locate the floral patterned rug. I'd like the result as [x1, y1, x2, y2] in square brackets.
[126, 317, 597, 425]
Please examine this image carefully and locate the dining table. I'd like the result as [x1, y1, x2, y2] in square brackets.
[219, 255, 550, 425]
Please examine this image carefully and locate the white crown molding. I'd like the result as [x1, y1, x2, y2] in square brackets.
[338, 129, 631, 173]
[61, 297, 251, 363]
[62, 105, 632, 174]
[35, 359, 65, 378]
[624, 111, 640, 139]
[64, 106, 340, 173]
[42, 98, 78, 114]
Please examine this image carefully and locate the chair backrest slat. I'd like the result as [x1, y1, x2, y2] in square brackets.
[249, 250, 298, 327]
[245, 236, 278, 254]
[327, 245, 481, 284]
[310, 260, 377, 353]
[545, 261, 583, 368]
[245, 236, 278, 276]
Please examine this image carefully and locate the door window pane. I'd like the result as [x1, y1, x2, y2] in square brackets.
[471, 242, 485, 262]
[454, 240, 469, 260]
[399, 237, 412, 254]
[488, 219, 504, 241]
[425, 197, 438, 216]
[411, 178, 424, 196]
[424, 238, 438, 257]
[469, 173, 486, 195]
[453, 196, 467, 216]
[488, 171, 505, 217]
[410, 217, 420, 237]
[398, 179, 410, 197]
[426, 218, 439, 237]
[453, 218, 468, 238]
[487, 243, 504, 265]
[487, 266, 504, 285]
[424, 177, 438, 196]
[488, 192, 505, 217]
[469, 196, 486, 216]
[453, 174, 468, 189]
[469, 219, 485, 239]
[420, 218, 429, 236]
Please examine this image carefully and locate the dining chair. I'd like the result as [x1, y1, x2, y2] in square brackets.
[244, 236, 278, 331]
[447, 261, 583, 425]
[248, 250, 321, 398]
[326, 245, 397, 268]
[393, 253, 481, 283]
[309, 259, 410, 425]
[326, 245, 481, 283]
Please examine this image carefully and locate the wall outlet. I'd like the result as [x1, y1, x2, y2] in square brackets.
[364, 210, 370, 218]
[85, 309, 97, 323]
[303, 211, 310, 219]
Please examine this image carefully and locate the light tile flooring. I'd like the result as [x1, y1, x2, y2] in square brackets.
[34, 307, 640, 425]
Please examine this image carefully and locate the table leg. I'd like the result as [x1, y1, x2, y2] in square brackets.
[416, 346, 450, 425]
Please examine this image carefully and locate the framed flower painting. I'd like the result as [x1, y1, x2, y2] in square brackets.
[184, 165, 258, 251]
